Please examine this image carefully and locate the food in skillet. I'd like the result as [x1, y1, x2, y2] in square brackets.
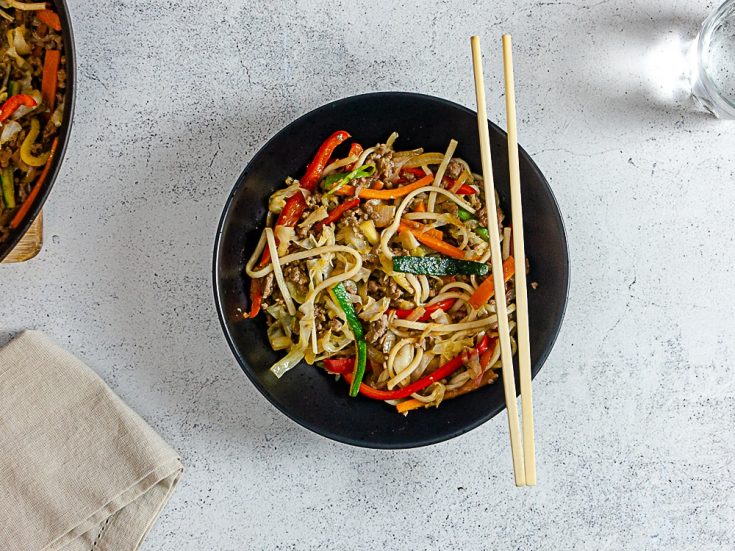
[0, 1, 65, 243]
[245, 131, 521, 414]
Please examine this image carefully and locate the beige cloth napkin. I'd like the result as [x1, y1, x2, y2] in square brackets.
[0, 331, 183, 551]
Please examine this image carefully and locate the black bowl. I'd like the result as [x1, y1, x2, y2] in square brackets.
[0, 0, 76, 262]
[214, 92, 569, 449]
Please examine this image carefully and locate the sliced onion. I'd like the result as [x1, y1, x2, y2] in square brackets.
[7, 1, 48, 10]
[0, 120, 21, 144]
[402, 153, 446, 168]
[358, 297, 390, 322]
[274, 225, 295, 257]
[298, 205, 328, 230]
[370, 204, 395, 228]
[50, 104, 64, 127]
[11, 26, 30, 55]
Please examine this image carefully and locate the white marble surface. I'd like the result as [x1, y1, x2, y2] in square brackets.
[2, 0, 734, 549]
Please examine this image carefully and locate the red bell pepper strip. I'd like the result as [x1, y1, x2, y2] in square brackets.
[402, 167, 428, 177]
[0, 94, 37, 123]
[330, 335, 490, 400]
[314, 197, 360, 232]
[346, 142, 363, 171]
[300, 130, 351, 191]
[456, 184, 477, 195]
[323, 357, 356, 373]
[257, 190, 307, 268]
[246, 279, 263, 319]
[391, 299, 457, 322]
[247, 191, 307, 318]
[443, 177, 477, 195]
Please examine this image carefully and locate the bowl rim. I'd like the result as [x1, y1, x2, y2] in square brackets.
[213, 91, 570, 449]
[0, 0, 77, 262]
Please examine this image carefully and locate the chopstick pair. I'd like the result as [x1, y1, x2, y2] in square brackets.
[470, 35, 536, 487]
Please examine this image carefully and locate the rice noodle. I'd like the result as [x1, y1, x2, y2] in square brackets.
[404, 273, 423, 305]
[445, 371, 471, 390]
[300, 252, 363, 311]
[393, 148, 424, 159]
[322, 155, 358, 177]
[385, 131, 399, 148]
[387, 347, 424, 389]
[418, 275, 430, 303]
[428, 292, 472, 309]
[391, 316, 499, 334]
[502, 226, 512, 260]
[438, 281, 476, 295]
[353, 146, 375, 169]
[402, 152, 446, 168]
[265, 228, 296, 316]
[387, 339, 411, 378]
[428, 139, 457, 212]
[247, 244, 361, 279]
[403, 211, 469, 249]
[244, 228, 268, 275]
[379, 185, 475, 260]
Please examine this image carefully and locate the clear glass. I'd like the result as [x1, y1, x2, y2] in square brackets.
[692, 0, 735, 118]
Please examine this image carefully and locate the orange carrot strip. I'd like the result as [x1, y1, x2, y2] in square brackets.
[334, 174, 431, 199]
[396, 398, 425, 414]
[399, 220, 465, 259]
[42, 50, 61, 112]
[468, 256, 516, 309]
[371, 180, 384, 190]
[10, 138, 58, 229]
[414, 200, 426, 213]
[399, 219, 443, 240]
[358, 174, 433, 200]
[36, 9, 61, 32]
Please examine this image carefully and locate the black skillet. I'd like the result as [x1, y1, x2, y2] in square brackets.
[0, 0, 75, 262]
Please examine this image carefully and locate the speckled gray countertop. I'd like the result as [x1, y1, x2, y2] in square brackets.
[2, 0, 734, 549]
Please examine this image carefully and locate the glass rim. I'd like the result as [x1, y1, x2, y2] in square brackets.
[696, 0, 735, 116]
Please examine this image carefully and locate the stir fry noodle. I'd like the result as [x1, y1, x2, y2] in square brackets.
[245, 130, 523, 414]
[0, 3, 66, 241]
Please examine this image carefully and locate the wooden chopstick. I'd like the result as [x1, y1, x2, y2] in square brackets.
[470, 35, 526, 487]
[502, 34, 536, 486]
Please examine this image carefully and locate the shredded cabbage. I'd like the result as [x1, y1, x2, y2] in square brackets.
[10, 26, 30, 55]
[274, 225, 295, 257]
[270, 345, 305, 378]
[0, 120, 21, 144]
[268, 181, 302, 214]
[359, 297, 390, 322]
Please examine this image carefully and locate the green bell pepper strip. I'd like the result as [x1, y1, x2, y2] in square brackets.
[458, 208, 490, 242]
[1, 167, 15, 209]
[331, 282, 367, 397]
[392, 255, 489, 276]
[322, 164, 375, 195]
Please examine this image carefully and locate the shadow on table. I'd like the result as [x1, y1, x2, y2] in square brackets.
[560, 6, 717, 129]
